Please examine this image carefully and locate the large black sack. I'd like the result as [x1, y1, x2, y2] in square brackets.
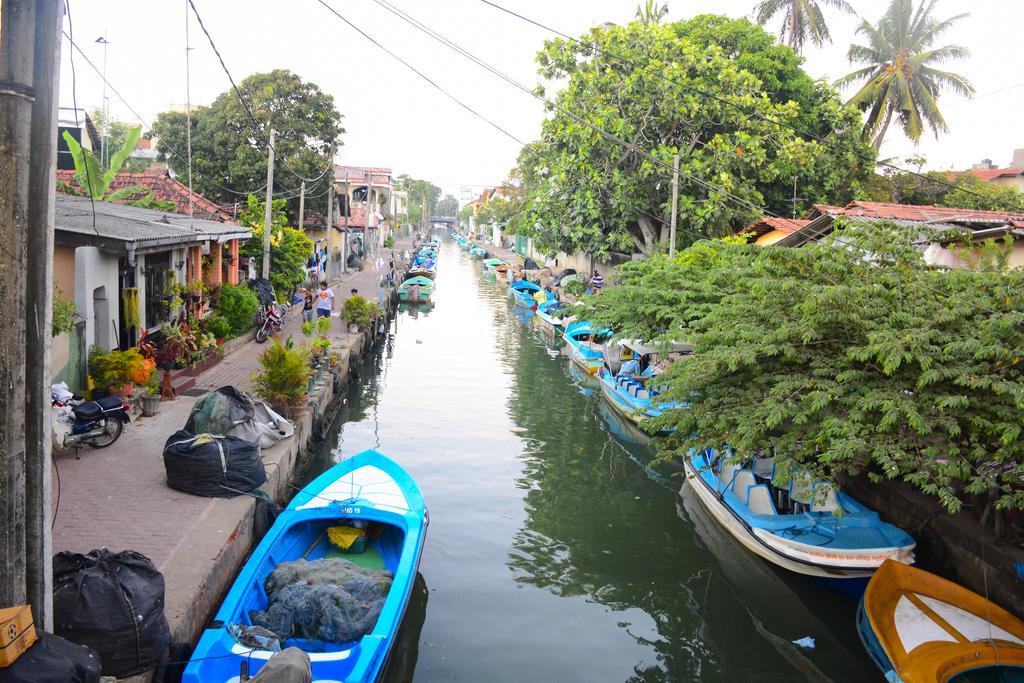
[163, 430, 266, 497]
[52, 549, 170, 678]
[248, 277, 276, 306]
[0, 630, 101, 683]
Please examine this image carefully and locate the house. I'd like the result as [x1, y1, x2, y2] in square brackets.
[54, 194, 251, 358]
[57, 168, 234, 222]
[751, 200, 1024, 269]
[329, 165, 395, 274]
[969, 150, 1024, 192]
[739, 217, 812, 245]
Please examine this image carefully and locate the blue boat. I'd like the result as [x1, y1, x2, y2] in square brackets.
[682, 448, 915, 579]
[596, 339, 692, 442]
[535, 299, 571, 330]
[469, 246, 488, 259]
[183, 450, 428, 682]
[562, 321, 612, 374]
[510, 280, 544, 310]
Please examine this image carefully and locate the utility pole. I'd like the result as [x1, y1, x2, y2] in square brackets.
[297, 180, 306, 232]
[184, 6, 193, 230]
[261, 129, 275, 280]
[669, 153, 680, 258]
[342, 174, 349, 274]
[325, 181, 333, 277]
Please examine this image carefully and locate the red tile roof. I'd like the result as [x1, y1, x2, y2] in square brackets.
[335, 204, 381, 230]
[334, 165, 392, 187]
[56, 169, 234, 222]
[834, 200, 1024, 223]
[971, 167, 1024, 181]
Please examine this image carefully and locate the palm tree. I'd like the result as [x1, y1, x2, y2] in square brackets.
[835, 0, 974, 150]
[753, 0, 855, 55]
[635, 0, 669, 26]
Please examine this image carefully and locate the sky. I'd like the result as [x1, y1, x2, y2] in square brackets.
[59, 0, 1024, 202]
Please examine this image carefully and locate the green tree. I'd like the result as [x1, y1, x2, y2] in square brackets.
[519, 15, 873, 258]
[835, 0, 974, 149]
[397, 175, 442, 226]
[238, 195, 313, 296]
[753, 0, 854, 55]
[585, 225, 1024, 513]
[151, 69, 343, 220]
[436, 194, 459, 217]
[89, 108, 149, 173]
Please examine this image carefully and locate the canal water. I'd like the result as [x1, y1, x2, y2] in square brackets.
[307, 241, 880, 682]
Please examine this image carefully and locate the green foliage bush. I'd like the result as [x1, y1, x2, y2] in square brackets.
[562, 279, 586, 298]
[252, 337, 311, 408]
[202, 314, 233, 340]
[383, 234, 395, 248]
[217, 283, 260, 335]
[341, 295, 372, 328]
[52, 286, 78, 337]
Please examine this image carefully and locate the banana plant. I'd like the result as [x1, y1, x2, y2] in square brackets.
[61, 125, 175, 210]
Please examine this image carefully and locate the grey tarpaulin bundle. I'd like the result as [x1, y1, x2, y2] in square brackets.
[52, 549, 170, 678]
[163, 430, 266, 498]
[184, 385, 294, 448]
[249, 558, 393, 644]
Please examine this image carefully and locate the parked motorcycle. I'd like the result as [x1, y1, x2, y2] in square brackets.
[254, 302, 286, 343]
[51, 385, 130, 451]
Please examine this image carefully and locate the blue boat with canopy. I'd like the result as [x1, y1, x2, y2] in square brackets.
[682, 448, 915, 579]
[183, 450, 427, 682]
[563, 321, 613, 374]
[596, 339, 692, 442]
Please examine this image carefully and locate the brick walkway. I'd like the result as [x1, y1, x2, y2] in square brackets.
[51, 238, 411, 567]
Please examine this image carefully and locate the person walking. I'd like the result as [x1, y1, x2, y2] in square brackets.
[316, 281, 335, 318]
[589, 270, 605, 293]
[301, 287, 315, 323]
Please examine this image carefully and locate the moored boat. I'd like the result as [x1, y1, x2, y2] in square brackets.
[563, 321, 612, 374]
[183, 450, 428, 682]
[535, 299, 572, 330]
[510, 280, 545, 310]
[398, 276, 435, 303]
[469, 245, 488, 259]
[682, 449, 915, 579]
[858, 560, 1024, 683]
[483, 258, 506, 272]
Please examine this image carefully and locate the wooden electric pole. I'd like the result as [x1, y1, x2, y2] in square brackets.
[325, 181, 333, 277]
[669, 153, 680, 258]
[261, 129, 275, 280]
[297, 180, 305, 232]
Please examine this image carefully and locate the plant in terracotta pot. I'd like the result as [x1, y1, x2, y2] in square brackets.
[89, 347, 153, 397]
[252, 336, 312, 420]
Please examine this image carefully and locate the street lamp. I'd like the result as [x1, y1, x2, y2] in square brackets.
[94, 34, 110, 166]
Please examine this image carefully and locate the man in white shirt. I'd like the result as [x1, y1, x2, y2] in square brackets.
[316, 281, 335, 318]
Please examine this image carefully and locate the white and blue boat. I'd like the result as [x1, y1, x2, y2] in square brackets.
[563, 321, 613, 374]
[469, 246, 488, 259]
[183, 450, 427, 682]
[683, 449, 915, 579]
[596, 340, 692, 442]
[535, 299, 572, 331]
[510, 280, 544, 310]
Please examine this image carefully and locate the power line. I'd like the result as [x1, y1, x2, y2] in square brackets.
[185, 0, 337, 186]
[61, 30, 269, 199]
[313, 0, 528, 147]
[369, 0, 770, 218]
[473, 0, 994, 204]
[63, 0, 99, 237]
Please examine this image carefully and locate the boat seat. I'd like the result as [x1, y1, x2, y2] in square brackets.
[811, 482, 840, 514]
[718, 462, 740, 493]
[752, 457, 775, 480]
[747, 485, 778, 516]
[790, 469, 814, 506]
[635, 389, 650, 400]
[731, 470, 757, 500]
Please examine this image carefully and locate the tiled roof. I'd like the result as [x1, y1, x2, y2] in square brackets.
[836, 200, 1024, 223]
[335, 203, 381, 229]
[56, 169, 233, 222]
[971, 167, 1024, 181]
[334, 165, 392, 186]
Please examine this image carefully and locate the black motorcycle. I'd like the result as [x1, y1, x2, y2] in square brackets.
[254, 302, 286, 343]
[52, 393, 131, 449]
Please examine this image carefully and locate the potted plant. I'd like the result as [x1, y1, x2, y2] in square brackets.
[89, 348, 153, 397]
[140, 370, 163, 416]
[252, 337, 312, 420]
[342, 295, 372, 334]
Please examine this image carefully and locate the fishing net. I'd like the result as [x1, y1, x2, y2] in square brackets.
[250, 558, 393, 644]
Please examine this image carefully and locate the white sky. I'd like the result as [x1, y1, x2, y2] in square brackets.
[59, 0, 1024, 201]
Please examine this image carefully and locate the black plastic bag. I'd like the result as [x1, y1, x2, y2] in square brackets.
[163, 430, 266, 498]
[248, 277, 276, 306]
[0, 630, 101, 683]
[52, 549, 170, 678]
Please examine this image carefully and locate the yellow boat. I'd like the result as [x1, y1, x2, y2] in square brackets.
[858, 560, 1024, 682]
